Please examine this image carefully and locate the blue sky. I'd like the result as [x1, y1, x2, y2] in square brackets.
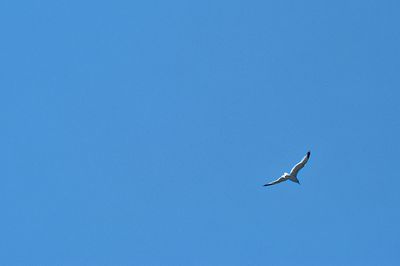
[1, 0, 399, 265]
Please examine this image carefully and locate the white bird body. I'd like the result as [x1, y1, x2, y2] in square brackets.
[264, 151, 310, 187]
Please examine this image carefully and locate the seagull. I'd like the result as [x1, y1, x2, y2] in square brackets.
[264, 151, 311, 187]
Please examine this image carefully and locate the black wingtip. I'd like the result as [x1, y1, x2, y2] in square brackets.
[307, 151, 311, 158]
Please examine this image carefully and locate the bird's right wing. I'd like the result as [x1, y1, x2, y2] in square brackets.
[263, 176, 287, 186]
[289, 151, 311, 176]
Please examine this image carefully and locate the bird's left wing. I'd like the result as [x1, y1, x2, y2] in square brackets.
[263, 176, 287, 186]
[289, 151, 311, 176]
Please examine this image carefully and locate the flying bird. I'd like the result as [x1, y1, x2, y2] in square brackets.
[264, 151, 311, 187]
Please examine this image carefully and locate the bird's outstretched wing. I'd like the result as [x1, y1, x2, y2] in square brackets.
[289, 151, 311, 177]
[263, 176, 287, 186]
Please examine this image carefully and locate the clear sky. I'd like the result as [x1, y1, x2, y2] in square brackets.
[1, 0, 399, 265]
